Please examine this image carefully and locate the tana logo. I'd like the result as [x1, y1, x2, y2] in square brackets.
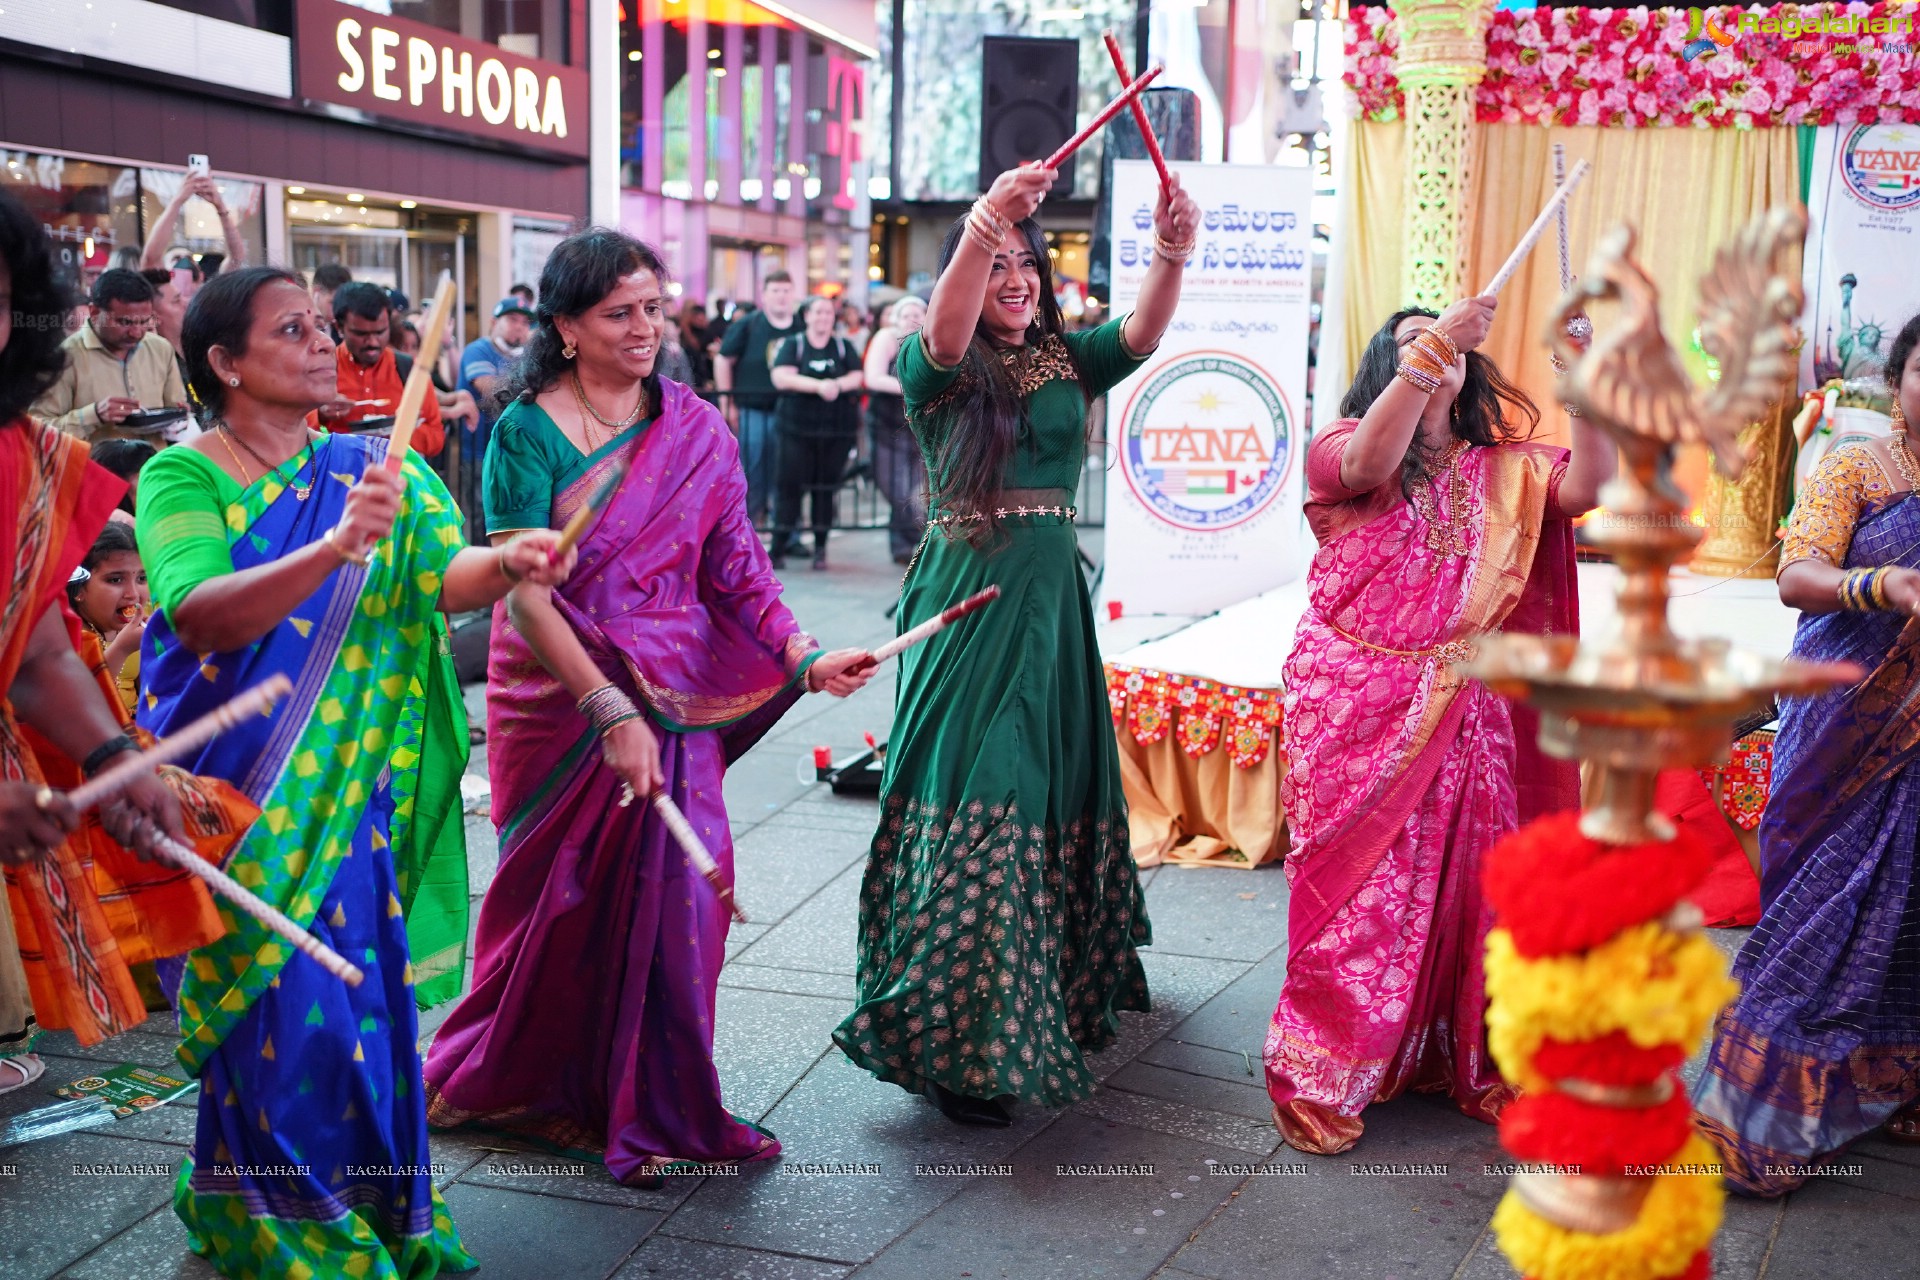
[1680, 7, 1736, 61]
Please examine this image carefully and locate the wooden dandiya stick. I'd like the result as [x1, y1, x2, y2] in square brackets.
[67, 676, 292, 813]
[858, 584, 1001, 671]
[622, 788, 749, 924]
[1040, 65, 1163, 174]
[549, 458, 630, 563]
[382, 272, 456, 476]
[143, 826, 365, 986]
[1103, 32, 1171, 190]
[1480, 159, 1591, 298]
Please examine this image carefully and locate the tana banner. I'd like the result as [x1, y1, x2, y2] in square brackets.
[1099, 159, 1312, 619]
[1801, 123, 1920, 390]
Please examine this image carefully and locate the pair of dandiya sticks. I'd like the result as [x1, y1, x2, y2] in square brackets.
[59, 588, 1005, 985]
[1044, 35, 1585, 291]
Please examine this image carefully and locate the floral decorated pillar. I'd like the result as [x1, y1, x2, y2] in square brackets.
[1394, 0, 1493, 309]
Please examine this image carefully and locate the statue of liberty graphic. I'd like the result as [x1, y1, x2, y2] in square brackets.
[1813, 274, 1889, 384]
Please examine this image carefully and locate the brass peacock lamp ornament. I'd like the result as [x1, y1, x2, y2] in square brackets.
[1462, 206, 1863, 1280]
[1459, 206, 1856, 842]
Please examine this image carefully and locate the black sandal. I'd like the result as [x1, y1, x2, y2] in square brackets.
[923, 1081, 1012, 1128]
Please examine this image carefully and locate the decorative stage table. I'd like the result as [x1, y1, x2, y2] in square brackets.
[1103, 562, 1798, 870]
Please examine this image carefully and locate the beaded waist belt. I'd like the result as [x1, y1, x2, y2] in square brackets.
[930, 488, 1076, 526]
[1322, 616, 1477, 666]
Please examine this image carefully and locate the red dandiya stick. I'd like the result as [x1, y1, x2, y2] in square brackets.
[859, 585, 1001, 671]
[1103, 32, 1170, 190]
[67, 676, 292, 813]
[1040, 65, 1163, 174]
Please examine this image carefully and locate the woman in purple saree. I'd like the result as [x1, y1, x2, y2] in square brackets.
[1264, 299, 1612, 1154]
[422, 231, 872, 1182]
[1695, 316, 1920, 1194]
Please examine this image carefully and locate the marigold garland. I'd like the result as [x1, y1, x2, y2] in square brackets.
[1492, 1135, 1724, 1280]
[1532, 1033, 1686, 1086]
[1483, 813, 1714, 958]
[1485, 923, 1738, 1094]
[1500, 1088, 1696, 1176]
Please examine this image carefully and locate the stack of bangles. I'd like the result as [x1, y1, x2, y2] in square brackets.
[579, 683, 643, 737]
[1394, 326, 1459, 395]
[1153, 230, 1196, 263]
[1839, 566, 1906, 613]
[966, 197, 1011, 254]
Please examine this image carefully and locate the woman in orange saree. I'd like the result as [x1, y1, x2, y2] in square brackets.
[1264, 299, 1612, 1154]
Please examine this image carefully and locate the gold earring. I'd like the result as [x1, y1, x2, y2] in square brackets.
[562, 342, 577, 360]
[1896, 401, 1909, 427]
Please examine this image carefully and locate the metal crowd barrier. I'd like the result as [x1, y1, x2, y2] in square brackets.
[432, 387, 1109, 547]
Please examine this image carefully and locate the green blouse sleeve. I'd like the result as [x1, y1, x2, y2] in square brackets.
[896, 331, 962, 409]
[483, 403, 556, 535]
[1064, 314, 1152, 400]
[135, 446, 239, 618]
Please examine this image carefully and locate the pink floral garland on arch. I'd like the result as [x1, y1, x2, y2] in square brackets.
[1104, 664, 1285, 770]
[1346, 3, 1920, 128]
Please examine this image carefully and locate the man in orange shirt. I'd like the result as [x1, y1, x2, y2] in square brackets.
[312, 282, 444, 457]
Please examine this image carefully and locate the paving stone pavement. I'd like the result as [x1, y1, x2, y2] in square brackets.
[3, 529, 1913, 1279]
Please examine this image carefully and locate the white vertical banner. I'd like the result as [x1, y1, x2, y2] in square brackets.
[1099, 159, 1312, 619]
[1801, 124, 1920, 390]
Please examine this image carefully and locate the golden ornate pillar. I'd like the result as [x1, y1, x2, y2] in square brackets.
[1691, 403, 1796, 578]
[1394, 0, 1492, 309]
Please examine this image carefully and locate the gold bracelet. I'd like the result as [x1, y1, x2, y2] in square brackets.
[325, 524, 370, 568]
[1152, 233, 1196, 261]
[497, 543, 525, 585]
[964, 217, 1001, 255]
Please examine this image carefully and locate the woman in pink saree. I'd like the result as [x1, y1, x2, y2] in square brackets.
[1264, 299, 1612, 1154]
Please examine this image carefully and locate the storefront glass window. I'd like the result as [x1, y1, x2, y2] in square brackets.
[344, 0, 571, 62]
[139, 169, 268, 276]
[1, 152, 138, 299]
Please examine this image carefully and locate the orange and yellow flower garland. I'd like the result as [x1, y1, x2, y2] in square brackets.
[1481, 811, 1740, 1280]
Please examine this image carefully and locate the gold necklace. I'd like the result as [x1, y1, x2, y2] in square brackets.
[1891, 432, 1920, 491]
[571, 370, 647, 432]
[214, 427, 253, 489]
[221, 424, 314, 500]
[1409, 439, 1474, 556]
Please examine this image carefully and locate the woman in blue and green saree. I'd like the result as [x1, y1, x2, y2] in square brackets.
[831, 165, 1199, 1126]
[1694, 314, 1920, 1195]
[135, 267, 576, 1278]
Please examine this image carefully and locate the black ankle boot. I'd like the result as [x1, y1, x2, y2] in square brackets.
[924, 1081, 1012, 1127]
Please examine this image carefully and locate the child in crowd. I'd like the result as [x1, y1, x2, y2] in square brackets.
[66, 522, 148, 715]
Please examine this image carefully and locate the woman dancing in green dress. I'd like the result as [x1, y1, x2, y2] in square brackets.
[833, 163, 1200, 1126]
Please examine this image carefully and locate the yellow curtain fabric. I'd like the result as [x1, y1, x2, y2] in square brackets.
[1334, 119, 1408, 408]
[1338, 122, 1800, 502]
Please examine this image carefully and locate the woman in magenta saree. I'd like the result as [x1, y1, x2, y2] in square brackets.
[422, 231, 871, 1183]
[1264, 301, 1611, 1154]
[1694, 318, 1920, 1194]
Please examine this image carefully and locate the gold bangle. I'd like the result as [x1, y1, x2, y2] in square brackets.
[325, 525, 370, 568]
[497, 544, 525, 585]
[1412, 326, 1459, 368]
[1152, 233, 1196, 260]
